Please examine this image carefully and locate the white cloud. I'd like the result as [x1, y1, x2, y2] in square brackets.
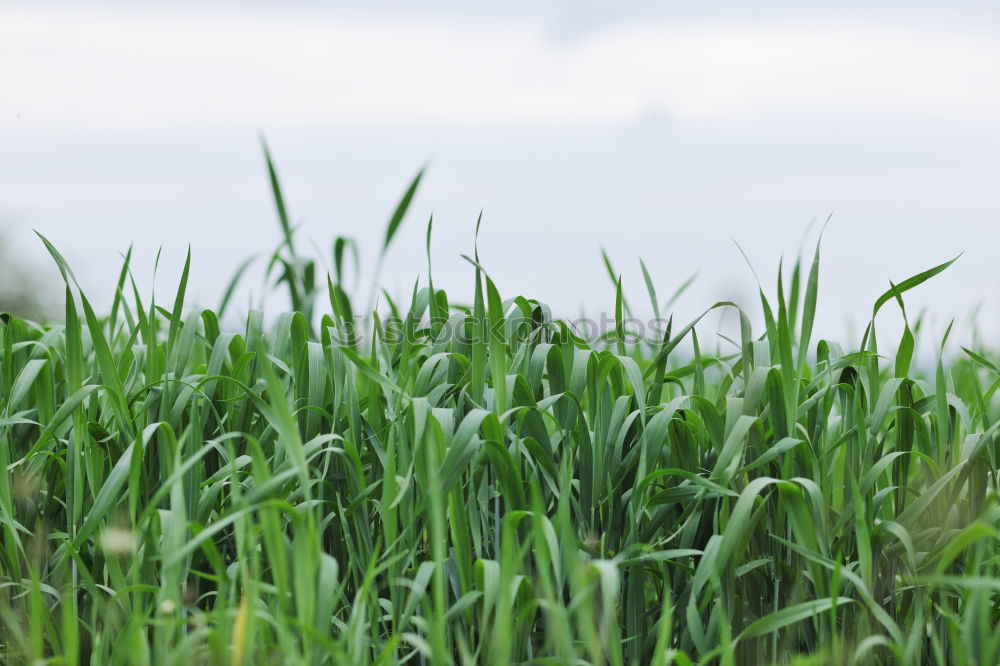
[4, 6, 999, 131]
[3, 4, 999, 346]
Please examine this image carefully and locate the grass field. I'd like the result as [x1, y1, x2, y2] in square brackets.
[2, 152, 999, 665]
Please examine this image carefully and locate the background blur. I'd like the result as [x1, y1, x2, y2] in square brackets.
[3, 1, 999, 349]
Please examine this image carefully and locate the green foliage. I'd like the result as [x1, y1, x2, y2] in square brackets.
[2, 153, 999, 665]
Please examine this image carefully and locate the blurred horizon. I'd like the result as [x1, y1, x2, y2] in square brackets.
[2, 1, 998, 351]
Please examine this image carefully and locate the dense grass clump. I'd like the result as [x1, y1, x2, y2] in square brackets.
[3, 157, 1000, 665]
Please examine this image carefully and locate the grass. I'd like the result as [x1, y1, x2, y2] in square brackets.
[2, 149, 1000, 665]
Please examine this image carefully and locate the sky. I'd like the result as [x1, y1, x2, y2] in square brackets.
[2, 1, 999, 352]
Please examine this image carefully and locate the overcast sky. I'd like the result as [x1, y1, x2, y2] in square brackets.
[2, 2, 999, 351]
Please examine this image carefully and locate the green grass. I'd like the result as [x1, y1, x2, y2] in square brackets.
[3, 151, 1000, 665]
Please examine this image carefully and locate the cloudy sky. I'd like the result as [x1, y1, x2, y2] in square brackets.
[3, 1, 999, 350]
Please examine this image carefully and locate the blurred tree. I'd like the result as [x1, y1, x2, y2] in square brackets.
[0, 229, 55, 321]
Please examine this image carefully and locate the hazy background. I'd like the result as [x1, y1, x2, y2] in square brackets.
[3, 1, 999, 351]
